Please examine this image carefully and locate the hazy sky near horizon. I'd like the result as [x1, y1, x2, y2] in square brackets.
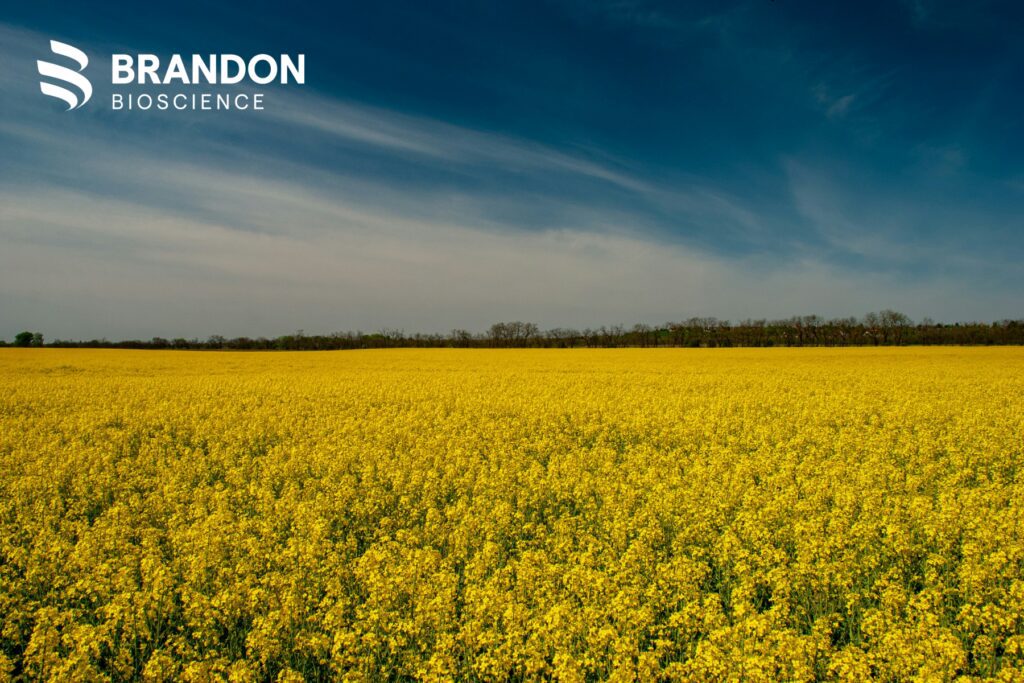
[1, 1, 1022, 340]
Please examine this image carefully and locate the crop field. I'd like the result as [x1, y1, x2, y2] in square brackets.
[1, 348, 1023, 681]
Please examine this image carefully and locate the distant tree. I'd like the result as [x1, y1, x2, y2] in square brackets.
[879, 309, 912, 345]
[863, 312, 882, 345]
[546, 327, 580, 348]
[379, 329, 405, 347]
[450, 329, 474, 347]
[489, 322, 539, 347]
[10, 332, 44, 347]
[632, 323, 656, 347]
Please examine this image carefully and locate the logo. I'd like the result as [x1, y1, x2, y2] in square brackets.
[34, 38, 304, 114]
[38, 40, 92, 110]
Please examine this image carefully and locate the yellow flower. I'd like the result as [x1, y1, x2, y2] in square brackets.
[0, 347, 1021, 679]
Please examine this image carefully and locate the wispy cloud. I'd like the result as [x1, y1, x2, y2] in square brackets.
[811, 68, 895, 121]
[267, 93, 655, 194]
[785, 159, 1020, 274]
[6, 179, 1014, 339]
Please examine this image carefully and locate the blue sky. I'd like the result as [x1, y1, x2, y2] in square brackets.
[1, 0, 1022, 339]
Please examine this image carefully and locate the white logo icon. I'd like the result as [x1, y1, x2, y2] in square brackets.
[38, 40, 92, 110]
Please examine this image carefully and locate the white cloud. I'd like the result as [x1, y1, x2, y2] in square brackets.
[3, 170, 1017, 340]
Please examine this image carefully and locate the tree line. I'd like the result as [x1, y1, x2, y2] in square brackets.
[5, 311, 1024, 350]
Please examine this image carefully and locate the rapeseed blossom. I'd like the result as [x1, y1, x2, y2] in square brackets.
[1, 348, 1022, 681]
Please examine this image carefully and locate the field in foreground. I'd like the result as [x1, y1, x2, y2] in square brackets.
[1, 348, 1023, 682]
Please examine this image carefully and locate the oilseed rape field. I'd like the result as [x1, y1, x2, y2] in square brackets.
[1, 348, 1023, 682]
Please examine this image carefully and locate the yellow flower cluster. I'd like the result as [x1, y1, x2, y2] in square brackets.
[1, 347, 1023, 681]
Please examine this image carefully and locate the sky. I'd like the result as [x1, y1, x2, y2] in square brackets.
[1, 0, 1022, 340]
